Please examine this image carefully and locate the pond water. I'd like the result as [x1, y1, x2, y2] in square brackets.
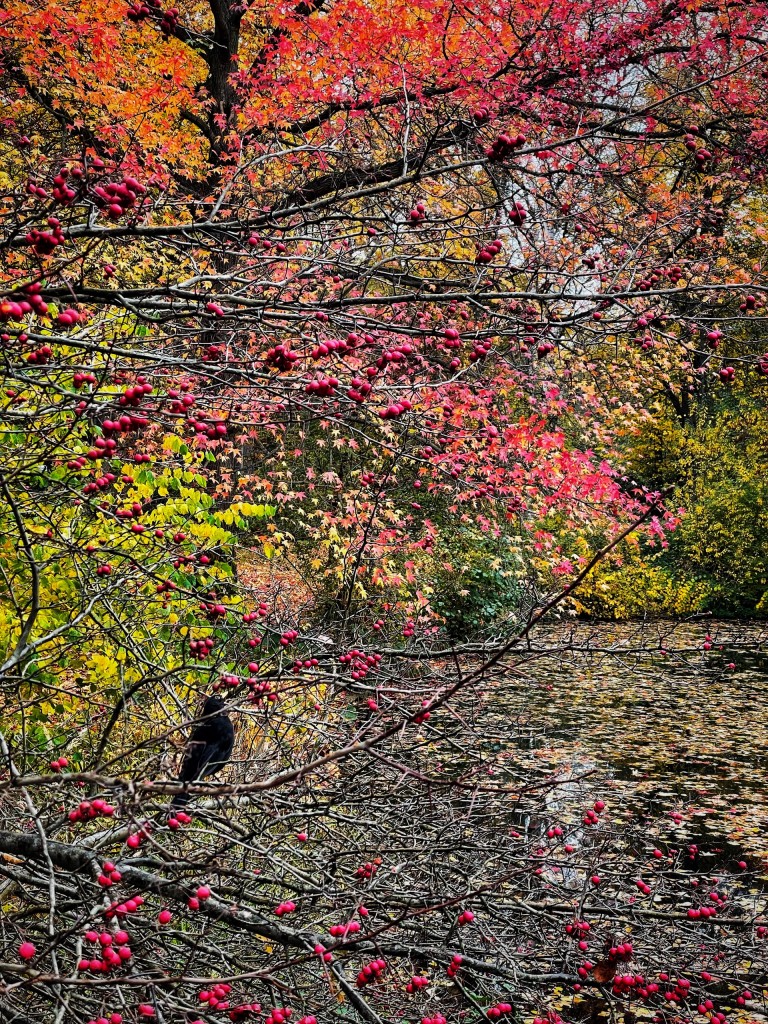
[484, 619, 768, 867]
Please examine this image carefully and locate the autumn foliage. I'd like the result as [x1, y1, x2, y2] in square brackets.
[1, 0, 768, 1020]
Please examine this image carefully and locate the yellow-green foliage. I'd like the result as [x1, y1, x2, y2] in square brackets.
[614, 379, 768, 616]
[572, 548, 710, 620]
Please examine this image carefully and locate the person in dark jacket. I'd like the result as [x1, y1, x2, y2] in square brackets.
[171, 695, 235, 808]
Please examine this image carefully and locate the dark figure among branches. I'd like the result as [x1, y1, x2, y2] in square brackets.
[171, 696, 235, 807]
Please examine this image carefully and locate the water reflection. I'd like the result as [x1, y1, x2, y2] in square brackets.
[488, 620, 768, 864]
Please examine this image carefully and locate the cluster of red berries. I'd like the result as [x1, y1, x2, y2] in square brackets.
[103, 376, 153, 411]
[127, 0, 156, 19]
[25, 220, 65, 256]
[245, 677, 277, 703]
[329, 920, 361, 937]
[2, 282, 49, 321]
[403, 620, 415, 637]
[347, 376, 374, 403]
[49, 755, 69, 771]
[311, 333, 358, 359]
[354, 859, 380, 880]
[379, 397, 413, 419]
[469, 338, 493, 362]
[313, 942, 334, 963]
[190, 636, 216, 660]
[99, 413, 149, 439]
[166, 809, 192, 830]
[201, 600, 227, 620]
[86, 1014, 124, 1024]
[305, 376, 339, 396]
[698, 1002, 730, 1021]
[87, 442, 119, 470]
[292, 657, 320, 673]
[232, 1001, 269, 1019]
[422, 1016, 447, 1024]
[201, 343, 225, 362]
[275, 900, 297, 916]
[104, 892, 145, 919]
[197, 982, 235, 1011]
[26, 343, 53, 364]
[607, 941, 634, 962]
[116, 501, 144, 521]
[356, 958, 386, 987]
[51, 165, 85, 204]
[78, 927, 133, 972]
[264, 1006, 293, 1024]
[373, 340, 415, 370]
[167, 385, 196, 415]
[458, 909, 475, 926]
[486, 131, 527, 161]
[476, 239, 503, 264]
[635, 878, 652, 895]
[280, 629, 299, 647]
[583, 798, 605, 826]
[565, 919, 591, 939]
[157, 6, 179, 34]
[243, 603, 269, 623]
[266, 343, 300, 371]
[92, 175, 146, 219]
[27, 177, 49, 199]
[190, 416, 228, 439]
[508, 201, 528, 226]
[405, 975, 430, 993]
[339, 649, 381, 680]
[172, 551, 202, 570]
[446, 953, 463, 978]
[610, 974, 645, 997]
[684, 135, 712, 165]
[68, 797, 115, 823]
[652, 973, 692, 1004]
[188, 884, 211, 910]
[73, 370, 98, 388]
[408, 202, 427, 223]
[442, 327, 462, 350]
[98, 859, 124, 888]
[248, 234, 287, 253]
[414, 700, 431, 725]
[687, 904, 718, 919]
[487, 1002, 513, 1018]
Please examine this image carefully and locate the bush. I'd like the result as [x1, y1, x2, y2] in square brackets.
[429, 532, 523, 637]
